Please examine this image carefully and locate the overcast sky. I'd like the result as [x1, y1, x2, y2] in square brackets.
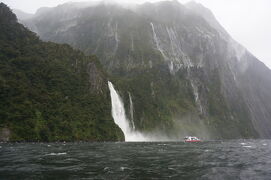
[2, 0, 271, 68]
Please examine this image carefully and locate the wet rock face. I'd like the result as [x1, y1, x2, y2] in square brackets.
[0, 128, 10, 142]
[20, 1, 271, 138]
[237, 57, 271, 138]
[87, 61, 105, 94]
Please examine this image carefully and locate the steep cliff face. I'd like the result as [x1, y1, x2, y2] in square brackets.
[0, 3, 124, 141]
[186, 2, 271, 138]
[21, 1, 271, 139]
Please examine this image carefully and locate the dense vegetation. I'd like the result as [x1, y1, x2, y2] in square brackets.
[0, 3, 124, 141]
[15, 2, 255, 139]
[113, 64, 257, 139]
[16, 0, 271, 139]
[23, 1, 262, 139]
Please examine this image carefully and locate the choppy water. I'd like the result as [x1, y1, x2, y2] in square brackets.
[0, 140, 271, 179]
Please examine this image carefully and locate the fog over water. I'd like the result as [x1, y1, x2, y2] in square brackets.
[2, 0, 271, 69]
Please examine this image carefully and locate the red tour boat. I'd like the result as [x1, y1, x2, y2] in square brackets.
[184, 136, 201, 142]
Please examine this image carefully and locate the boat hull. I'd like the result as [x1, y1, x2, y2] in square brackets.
[185, 140, 201, 142]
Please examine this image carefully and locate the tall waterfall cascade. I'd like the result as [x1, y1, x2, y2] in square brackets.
[108, 81, 147, 141]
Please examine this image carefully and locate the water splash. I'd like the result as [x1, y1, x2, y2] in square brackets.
[108, 81, 147, 141]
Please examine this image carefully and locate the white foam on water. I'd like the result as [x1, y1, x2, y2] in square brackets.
[46, 152, 67, 156]
[120, 167, 130, 171]
[103, 167, 110, 171]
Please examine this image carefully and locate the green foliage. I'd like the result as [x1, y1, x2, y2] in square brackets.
[111, 64, 197, 135]
[0, 3, 124, 141]
[18, 2, 260, 139]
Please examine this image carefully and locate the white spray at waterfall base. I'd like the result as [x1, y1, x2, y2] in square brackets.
[108, 81, 148, 141]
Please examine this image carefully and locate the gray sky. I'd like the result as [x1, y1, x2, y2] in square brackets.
[2, 0, 271, 68]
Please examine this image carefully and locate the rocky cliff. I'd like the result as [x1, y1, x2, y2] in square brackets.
[20, 1, 271, 139]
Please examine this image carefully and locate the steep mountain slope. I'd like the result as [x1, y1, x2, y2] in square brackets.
[21, 1, 271, 139]
[0, 3, 124, 141]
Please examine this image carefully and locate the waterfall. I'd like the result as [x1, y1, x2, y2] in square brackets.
[190, 80, 203, 114]
[150, 22, 167, 60]
[128, 92, 135, 130]
[113, 23, 119, 55]
[108, 81, 147, 141]
[131, 34, 134, 51]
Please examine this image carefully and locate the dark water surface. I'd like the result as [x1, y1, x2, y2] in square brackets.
[0, 140, 271, 179]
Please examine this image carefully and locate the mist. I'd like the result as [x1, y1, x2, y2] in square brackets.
[1, 1, 271, 178]
[3, 0, 270, 69]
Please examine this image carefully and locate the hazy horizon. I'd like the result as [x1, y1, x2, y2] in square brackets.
[2, 0, 271, 69]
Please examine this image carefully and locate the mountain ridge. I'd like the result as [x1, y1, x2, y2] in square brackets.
[16, 0, 271, 139]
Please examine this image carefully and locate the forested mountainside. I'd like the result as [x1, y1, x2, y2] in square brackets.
[0, 3, 124, 142]
[19, 1, 271, 139]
